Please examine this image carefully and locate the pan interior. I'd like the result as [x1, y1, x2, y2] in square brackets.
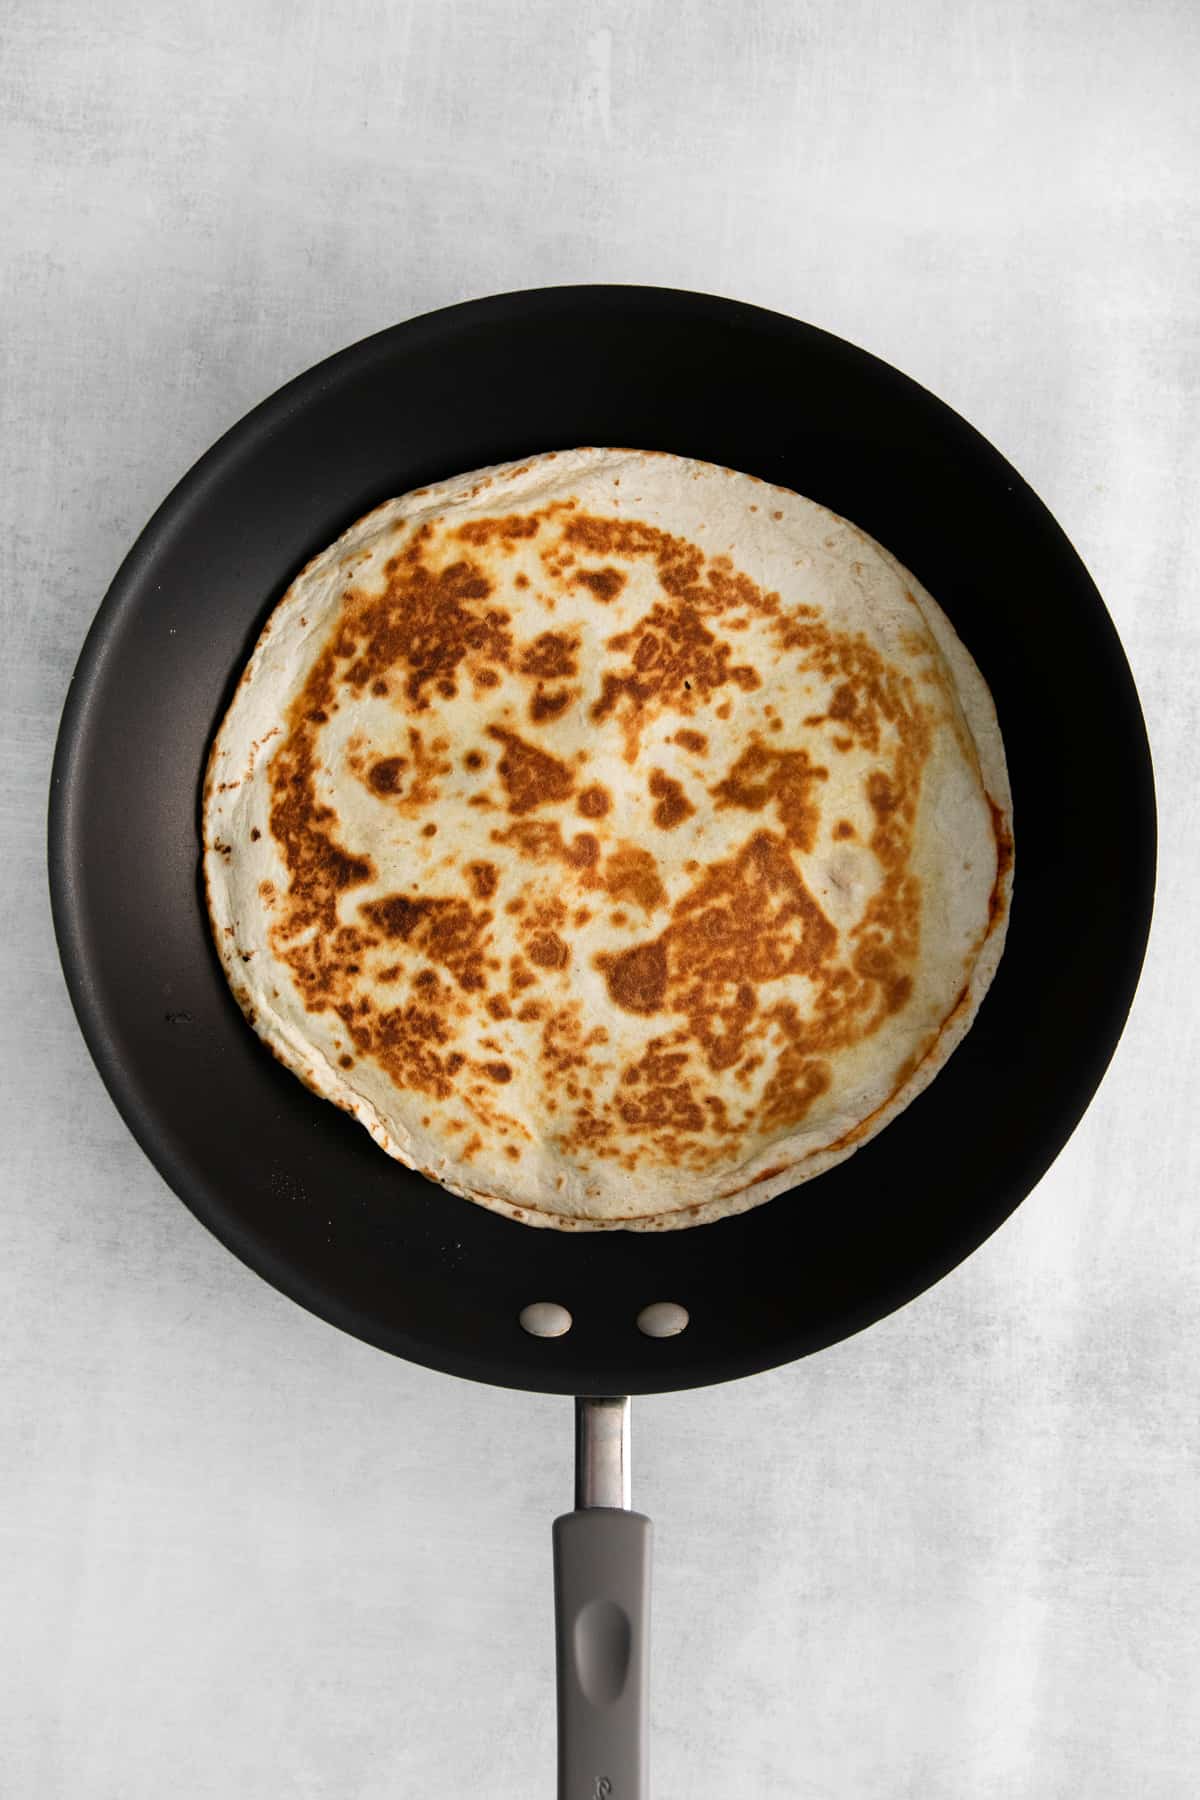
[48, 287, 1155, 1393]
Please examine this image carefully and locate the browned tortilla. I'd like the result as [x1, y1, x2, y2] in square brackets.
[203, 449, 1012, 1228]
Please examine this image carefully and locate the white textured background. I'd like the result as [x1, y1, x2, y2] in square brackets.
[4, 3, 1198, 1795]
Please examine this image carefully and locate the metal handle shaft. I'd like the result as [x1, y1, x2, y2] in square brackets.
[575, 1396, 631, 1510]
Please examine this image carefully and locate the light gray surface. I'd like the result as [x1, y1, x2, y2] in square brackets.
[4, 2, 1198, 1794]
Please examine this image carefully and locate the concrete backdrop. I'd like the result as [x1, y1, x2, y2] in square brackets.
[4, 2, 1197, 1794]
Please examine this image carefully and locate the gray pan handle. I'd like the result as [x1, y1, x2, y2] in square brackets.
[554, 1508, 651, 1800]
[553, 1398, 651, 1800]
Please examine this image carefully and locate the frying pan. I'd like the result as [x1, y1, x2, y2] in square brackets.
[49, 286, 1155, 1795]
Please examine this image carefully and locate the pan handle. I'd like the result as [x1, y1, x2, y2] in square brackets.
[553, 1398, 651, 1800]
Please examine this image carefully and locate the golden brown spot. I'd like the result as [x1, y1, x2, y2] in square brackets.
[758, 1045, 833, 1132]
[867, 771, 897, 816]
[358, 729, 449, 810]
[648, 770, 694, 830]
[494, 820, 567, 866]
[486, 994, 512, 1021]
[617, 1040, 706, 1133]
[596, 940, 668, 1014]
[464, 749, 486, 771]
[572, 565, 626, 603]
[269, 745, 375, 934]
[514, 573, 529, 590]
[593, 832, 838, 1071]
[509, 958, 537, 993]
[528, 931, 570, 970]
[834, 820, 855, 840]
[711, 740, 827, 852]
[591, 599, 761, 756]
[456, 513, 541, 544]
[518, 631, 579, 679]
[530, 686, 573, 723]
[249, 827, 261, 841]
[359, 893, 493, 993]
[337, 999, 455, 1102]
[475, 669, 501, 689]
[487, 726, 575, 814]
[347, 542, 511, 709]
[505, 1144, 521, 1160]
[422, 822, 437, 837]
[567, 832, 599, 870]
[483, 1060, 513, 1083]
[604, 843, 667, 912]
[669, 834, 836, 1036]
[577, 784, 611, 818]
[466, 861, 499, 900]
[673, 729, 708, 754]
[561, 512, 774, 623]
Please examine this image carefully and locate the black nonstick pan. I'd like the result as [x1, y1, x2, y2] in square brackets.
[49, 286, 1155, 1796]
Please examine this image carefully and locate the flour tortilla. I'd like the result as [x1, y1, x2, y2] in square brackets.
[203, 448, 1012, 1229]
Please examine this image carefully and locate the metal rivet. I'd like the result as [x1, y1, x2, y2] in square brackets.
[637, 1301, 689, 1338]
[519, 1301, 573, 1338]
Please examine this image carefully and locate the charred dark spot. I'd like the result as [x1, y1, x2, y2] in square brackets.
[368, 756, 407, 795]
